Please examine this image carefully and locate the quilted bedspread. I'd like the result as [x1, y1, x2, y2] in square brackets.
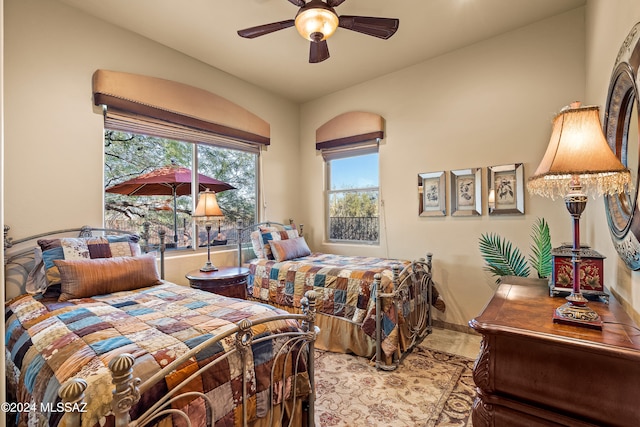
[248, 253, 445, 356]
[5, 282, 308, 427]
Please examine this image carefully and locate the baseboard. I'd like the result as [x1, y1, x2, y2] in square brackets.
[432, 319, 480, 335]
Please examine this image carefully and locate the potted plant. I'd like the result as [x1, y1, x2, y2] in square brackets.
[479, 218, 552, 285]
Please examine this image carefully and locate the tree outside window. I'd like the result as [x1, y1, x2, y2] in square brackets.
[104, 130, 257, 250]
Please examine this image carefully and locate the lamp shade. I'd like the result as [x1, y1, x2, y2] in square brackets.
[193, 190, 224, 220]
[527, 103, 631, 199]
[295, 2, 339, 41]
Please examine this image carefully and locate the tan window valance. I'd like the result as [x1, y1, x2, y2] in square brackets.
[315, 111, 384, 151]
[92, 70, 270, 146]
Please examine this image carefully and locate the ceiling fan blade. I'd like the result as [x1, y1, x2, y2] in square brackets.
[338, 16, 399, 39]
[237, 19, 295, 39]
[288, 0, 306, 6]
[309, 40, 330, 63]
[326, 0, 346, 7]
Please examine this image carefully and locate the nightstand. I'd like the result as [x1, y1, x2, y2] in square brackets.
[186, 267, 249, 299]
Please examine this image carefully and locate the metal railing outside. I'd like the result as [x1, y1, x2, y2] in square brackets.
[329, 216, 379, 242]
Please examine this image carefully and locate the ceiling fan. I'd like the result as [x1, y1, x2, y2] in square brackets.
[237, 0, 399, 63]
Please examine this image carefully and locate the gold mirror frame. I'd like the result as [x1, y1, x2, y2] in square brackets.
[604, 22, 640, 269]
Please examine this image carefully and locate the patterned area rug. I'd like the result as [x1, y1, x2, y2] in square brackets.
[314, 346, 475, 427]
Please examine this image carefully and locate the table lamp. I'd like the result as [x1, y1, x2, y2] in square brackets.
[527, 102, 631, 329]
[193, 189, 225, 272]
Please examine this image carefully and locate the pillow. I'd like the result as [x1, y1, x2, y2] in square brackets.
[38, 234, 141, 288]
[260, 228, 299, 260]
[25, 247, 48, 294]
[54, 255, 161, 301]
[250, 230, 268, 259]
[269, 237, 311, 262]
[249, 224, 296, 259]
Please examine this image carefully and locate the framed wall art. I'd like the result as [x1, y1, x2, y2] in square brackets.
[488, 163, 524, 215]
[418, 171, 446, 216]
[450, 168, 481, 216]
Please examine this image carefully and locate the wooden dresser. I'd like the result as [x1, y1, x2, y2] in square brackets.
[469, 283, 640, 426]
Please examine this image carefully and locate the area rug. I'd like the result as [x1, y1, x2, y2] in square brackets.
[313, 346, 475, 427]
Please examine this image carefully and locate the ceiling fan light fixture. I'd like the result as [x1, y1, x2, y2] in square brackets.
[295, 5, 338, 41]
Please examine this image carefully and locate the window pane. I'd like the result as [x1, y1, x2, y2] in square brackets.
[330, 153, 379, 190]
[197, 144, 257, 246]
[328, 190, 379, 241]
[327, 152, 379, 243]
[104, 131, 258, 251]
[104, 131, 193, 249]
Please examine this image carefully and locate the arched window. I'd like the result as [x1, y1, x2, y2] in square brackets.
[316, 112, 384, 244]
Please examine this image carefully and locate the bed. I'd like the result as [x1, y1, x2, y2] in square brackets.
[236, 221, 446, 370]
[3, 225, 317, 427]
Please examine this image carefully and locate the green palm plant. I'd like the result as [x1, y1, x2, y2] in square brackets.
[478, 218, 552, 282]
[529, 217, 552, 279]
[479, 233, 531, 279]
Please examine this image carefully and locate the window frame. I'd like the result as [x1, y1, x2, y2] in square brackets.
[324, 145, 380, 245]
[103, 129, 260, 253]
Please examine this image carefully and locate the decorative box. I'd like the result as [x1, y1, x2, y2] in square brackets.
[550, 244, 607, 301]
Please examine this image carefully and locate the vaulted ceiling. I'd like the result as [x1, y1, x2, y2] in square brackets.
[57, 0, 586, 103]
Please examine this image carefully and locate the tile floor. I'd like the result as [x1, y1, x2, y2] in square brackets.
[425, 327, 482, 360]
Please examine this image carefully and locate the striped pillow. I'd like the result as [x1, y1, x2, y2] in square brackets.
[269, 237, 311, 262]
[260, 228, 299, 260]
[55, 254, 161, 301]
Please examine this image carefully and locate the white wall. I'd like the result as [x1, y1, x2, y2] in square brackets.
[3, 0, 301, 297]
[299, 9, 586, 328]
[585, 0, 640, 324]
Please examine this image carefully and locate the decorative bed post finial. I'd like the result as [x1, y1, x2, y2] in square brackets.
[4, 225, 12, 249]
[58, 378, 88, 427]
[140, 221, 150, 253]
[109, 354, 140, 427]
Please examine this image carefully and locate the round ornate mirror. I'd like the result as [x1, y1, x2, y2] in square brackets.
[604, 23, 640, 269]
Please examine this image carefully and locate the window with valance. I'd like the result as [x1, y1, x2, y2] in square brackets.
[93, 70, 270, 250]
[316, 111, 385, 243]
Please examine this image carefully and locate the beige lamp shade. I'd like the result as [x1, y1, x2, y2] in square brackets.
[527, 103, 631, 199]
[295, 3, 339, 41]
[193, 190, 224, 221]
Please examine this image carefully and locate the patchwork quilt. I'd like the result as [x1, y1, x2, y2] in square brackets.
[248, 253, 445, 357]
[5, 282, 309, 427]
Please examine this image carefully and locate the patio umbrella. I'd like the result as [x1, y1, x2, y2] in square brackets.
[105, 164, 235, 244]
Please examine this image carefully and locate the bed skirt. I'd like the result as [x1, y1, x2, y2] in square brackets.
[248, 297, 415, 364]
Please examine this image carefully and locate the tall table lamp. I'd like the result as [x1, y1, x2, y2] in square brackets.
[192, 189, 225, 272]
[527, 102, 631, 329]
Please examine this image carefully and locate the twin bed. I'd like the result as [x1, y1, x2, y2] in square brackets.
[4, 221, 445, 426]
[237, 221, 445, 370]
[4, 226, 317, 427]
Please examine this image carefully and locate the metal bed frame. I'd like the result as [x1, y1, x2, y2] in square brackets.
[235, 220, 433, 370]
[4, 224, 318, 427]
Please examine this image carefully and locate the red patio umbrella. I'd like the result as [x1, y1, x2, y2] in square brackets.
[105, 164, 235, 244]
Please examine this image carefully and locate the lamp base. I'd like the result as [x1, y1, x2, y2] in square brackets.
[200, 262, 218, 272]
[552, 301, 603, 330]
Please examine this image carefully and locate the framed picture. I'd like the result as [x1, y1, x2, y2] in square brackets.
[418, 171, 446, 216]
[488, 163, 524, 215]
[450, 168, 482, 216]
